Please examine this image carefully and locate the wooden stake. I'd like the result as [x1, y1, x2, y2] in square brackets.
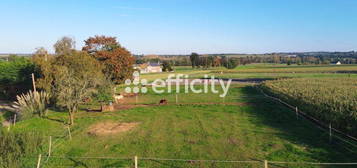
[264, 160, 268, 168]
[134, 156, 138, 168]
[175, 94, 178, 104]
[67, 126, 72, 140]
[13, 114, 16, 126]
[329, 123, 332, 142]
[31, 73, 37, 92]
[36, 154, 42, 168]
[135, 95, 138, 104]
[295, 107, 298, 120]
[48, 136, 52, 157]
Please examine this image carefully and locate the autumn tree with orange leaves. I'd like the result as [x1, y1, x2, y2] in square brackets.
[83, 35, 135, 84]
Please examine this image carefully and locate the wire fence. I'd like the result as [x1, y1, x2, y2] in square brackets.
[255, 86, 357, 150]
[29, 155, 357, 168]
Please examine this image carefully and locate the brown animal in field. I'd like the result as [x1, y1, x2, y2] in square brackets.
[159, 99, 167, 105]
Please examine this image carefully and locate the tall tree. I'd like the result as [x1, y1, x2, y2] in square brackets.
[83, 35, 135, 84]
[53, 51, 104, 125]
[53, 36, 76, 55]
[32, 47, 54, 93]
[190, 52, 200, 68]
[222, 57, 239, 69]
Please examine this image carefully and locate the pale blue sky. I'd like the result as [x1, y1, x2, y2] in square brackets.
[1, 0, 357, 54]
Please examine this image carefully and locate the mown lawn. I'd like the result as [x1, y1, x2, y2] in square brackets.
[9, 85, 356, 168]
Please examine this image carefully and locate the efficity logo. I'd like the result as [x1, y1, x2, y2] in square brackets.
[124, 71, 232, 97]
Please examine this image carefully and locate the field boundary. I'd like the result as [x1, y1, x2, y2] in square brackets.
[31, 155, 357, 168]
[256, 86, 357, 148]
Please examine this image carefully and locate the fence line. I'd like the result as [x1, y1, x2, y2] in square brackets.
[139, 157, 261, 163]
[35, 155, 357, 167]
[256, 86, 357, 146]
[268, 161, 357, 165]
[46, 156, 132, 160]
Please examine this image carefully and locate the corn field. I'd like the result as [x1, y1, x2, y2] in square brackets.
[261, 78, 357, 136]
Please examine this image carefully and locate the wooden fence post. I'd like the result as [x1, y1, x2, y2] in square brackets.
[36, 154, 42, 168]
[31, 73, 37, 92]
[329, 123, 332, 142]
[48, 136, 52, 157]
[13, 114, 16, 126]
[175, 94, 178, 104]
[264, 160, 268, 168]
[135, 95, 138, 105]
[67, 126, 72, 140]
[295, 107, 298, 120]
[134, 156, 138, 168]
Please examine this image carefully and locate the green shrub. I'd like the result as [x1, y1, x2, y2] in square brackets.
[0, 130, 44, 168]
[162, 61, 173, 72]
[222, 57, 239, 69]
[94, 80, 114, 104]
[0, 56, 34, 100]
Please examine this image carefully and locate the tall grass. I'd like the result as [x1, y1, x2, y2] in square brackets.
[13, 91, 50, 120]
[0, 130, 44, 168]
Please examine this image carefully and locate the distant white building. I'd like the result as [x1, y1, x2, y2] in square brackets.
[335, 61, 342, 65]
[135, 62, 162, 73]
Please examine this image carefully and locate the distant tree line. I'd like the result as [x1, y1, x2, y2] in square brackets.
[134, 51, 357, 69]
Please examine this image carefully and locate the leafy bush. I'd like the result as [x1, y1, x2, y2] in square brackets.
[94, 79, 114, 104]
[0, 130, 44, 168]
[0, 56, 34, 100]
[13, 91, 50, 120]
[162, 61, 173, 72]
[222, 57, 239, 69]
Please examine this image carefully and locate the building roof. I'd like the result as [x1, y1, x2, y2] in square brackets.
[148, 62, 161, 67]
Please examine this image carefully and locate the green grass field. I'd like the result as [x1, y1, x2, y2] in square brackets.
[139, 64, 357, 82]
[2, 64, 357, 168]
[9, 85, 357, 168]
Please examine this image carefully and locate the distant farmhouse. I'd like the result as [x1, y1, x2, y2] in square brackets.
[134, 62, 162, 73]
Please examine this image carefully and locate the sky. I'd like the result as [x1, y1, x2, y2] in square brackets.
[1, 0, 357, 55]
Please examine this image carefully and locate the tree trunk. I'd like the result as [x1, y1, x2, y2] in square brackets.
[68, 104, 78, 125]
[69, 111, 74, 125]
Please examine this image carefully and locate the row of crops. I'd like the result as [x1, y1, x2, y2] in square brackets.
[261, 78, 357, 136]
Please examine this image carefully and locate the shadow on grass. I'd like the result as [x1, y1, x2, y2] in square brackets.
[68, 158, 89, 168]
[44, 116, 66, 125]
[240, 86, 357, 168]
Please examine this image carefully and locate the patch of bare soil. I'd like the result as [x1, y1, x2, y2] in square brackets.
[88, 121, 139, 136]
